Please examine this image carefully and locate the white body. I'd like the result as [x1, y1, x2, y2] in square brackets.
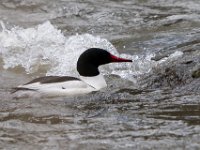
[15, 74, 107, 97]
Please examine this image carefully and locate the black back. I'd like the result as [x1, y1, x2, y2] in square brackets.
[77, 48, 111, 77]
[25, 76, 80, 84]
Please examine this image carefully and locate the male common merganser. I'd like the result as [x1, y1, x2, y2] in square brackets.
[12, 48, 132, 97]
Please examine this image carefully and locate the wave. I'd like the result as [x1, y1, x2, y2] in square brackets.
[0, 21, 183, 80]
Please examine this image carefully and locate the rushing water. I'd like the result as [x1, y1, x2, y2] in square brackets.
[0, 0, 200, 149]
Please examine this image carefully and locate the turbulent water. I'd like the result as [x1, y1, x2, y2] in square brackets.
[0, 0, 200, 149]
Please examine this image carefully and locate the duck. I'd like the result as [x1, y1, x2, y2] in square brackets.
[12, 48, 132, 97]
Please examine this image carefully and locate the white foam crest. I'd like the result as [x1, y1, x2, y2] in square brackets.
[107, 53, 156, 79]
[0, 21, 65, 73]
[158, 51, 183, 64]
[107, 50, 183, 80]
[0, 21, 117, 76]
[0, 21, 173, 80]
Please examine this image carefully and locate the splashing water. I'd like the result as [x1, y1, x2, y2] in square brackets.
[0, 21, 182, 79]
[0, 21, 116, 76]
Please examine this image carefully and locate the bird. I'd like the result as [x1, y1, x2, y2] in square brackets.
[12, 48, 132, 97]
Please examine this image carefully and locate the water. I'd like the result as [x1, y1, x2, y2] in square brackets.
[0, 0, 200, 149]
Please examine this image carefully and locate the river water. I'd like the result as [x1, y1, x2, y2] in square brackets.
[0, 0, 200, 149]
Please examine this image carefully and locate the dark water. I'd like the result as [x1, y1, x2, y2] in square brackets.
[0, 0, 200, 149]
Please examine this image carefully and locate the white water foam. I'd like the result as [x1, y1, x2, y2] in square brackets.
[0, 21, 117, 77]
[0, 21, 182, 80]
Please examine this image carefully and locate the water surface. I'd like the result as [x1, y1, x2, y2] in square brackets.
[0, 0, 200, 149]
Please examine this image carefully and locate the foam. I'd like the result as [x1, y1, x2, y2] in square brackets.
[0, 21, 181, 79]
[0, 21, 116, 76]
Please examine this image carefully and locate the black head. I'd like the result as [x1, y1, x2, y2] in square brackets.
[77, 48, 132, 77]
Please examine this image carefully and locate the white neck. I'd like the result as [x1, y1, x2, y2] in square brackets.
[79, 74, 107, 90]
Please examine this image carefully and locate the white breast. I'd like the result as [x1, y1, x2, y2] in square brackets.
[79, 74, 107, 90]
